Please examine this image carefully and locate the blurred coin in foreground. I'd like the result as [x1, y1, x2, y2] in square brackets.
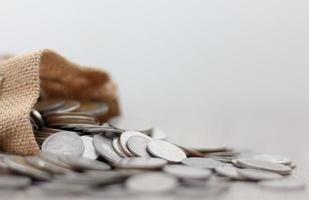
[250, 154, 291, 165]
[115, 158, 167, 170]
[215, 165, 243, 180]
[125, 172, 178, 193]
[59, 155, 111, 171]
[147, 140, 186, 162]
[259, 179, 306, 190]
[42, 132, 84, 156]
[163, 165, 212, 180]
[0, 175, 31, 189]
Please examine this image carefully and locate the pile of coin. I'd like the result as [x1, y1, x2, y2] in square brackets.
[0, 98, 305, 196]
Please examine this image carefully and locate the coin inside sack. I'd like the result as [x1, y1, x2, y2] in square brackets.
[34, 99, 65, 113]
[46, 100, 81, 113]
[147, 140, 187, 162]
[42, 131, 84, 156]
[235, 158, 292, 175]
[163, 165, 212, 180]
[125, 172, 178, 193]
[182, 157, 225, 169]
[76, 101, 109, 116]
[115, 158, 167, 170]
[127, 136, 152, 157]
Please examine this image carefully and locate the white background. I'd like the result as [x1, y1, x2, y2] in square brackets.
[1, 0, 309, 157]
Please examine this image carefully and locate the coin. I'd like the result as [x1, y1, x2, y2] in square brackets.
[125, 172, 178, 193]
[112, 138, 128, 158]
[147, 140, 187, 162]
[250, 154, 291, 165]
[163, 165, 212, 180]
[47, 100, 80, 113]
[4, 157, 51, 181]
[215, 165, 243, 179]
[42, 131, 84, 156]
[25, 156, 69, 174]
[115, 158, 167, 170]
[59, 155, 111, 171]
[182, 158, 225, 169]
[237, 168, 282, 181]
[109, 117, 153, 133]
[81, 135, 99, 160]
[34, 99, 65, 113]
[259, 179, 306, 190]
[119, 131, 152, 157]
[235, 158, 292, 175]
[0, 175, 31, 189]
[38, 152, 74, 169]
[93, 135, 122, 163]
[30, 109, 45, 129]
[76, 101, 109, 116]
[127, 136, 152, 157]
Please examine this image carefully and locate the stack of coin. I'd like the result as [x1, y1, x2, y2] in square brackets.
[0, 98, 304, 196]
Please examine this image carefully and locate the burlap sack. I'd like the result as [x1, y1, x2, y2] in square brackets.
[0, 49, 120, 155]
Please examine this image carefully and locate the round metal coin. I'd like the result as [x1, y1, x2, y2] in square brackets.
[182, 157, 225, 169]
[115, 158, 167, 170]
[237, 168, 282, 181]
[119, 131, 152, 157]
[59, 155, 111, 171]
[42, 131, 84, 156]
[125, 172, 178, 193]
[127, 135, 152, 157]
[147, 140, 187, 162]
[163, 165, 212, 180]
[93, 135, 122, 163]
[81, 136, 99, 160]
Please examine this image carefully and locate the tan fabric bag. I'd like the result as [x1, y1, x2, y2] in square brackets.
[0, 49, 120, 155]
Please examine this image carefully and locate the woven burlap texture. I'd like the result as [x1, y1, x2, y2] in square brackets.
[0, 49, 120, 155]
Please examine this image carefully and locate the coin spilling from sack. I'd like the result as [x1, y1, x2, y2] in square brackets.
[0, 98, 305, 196]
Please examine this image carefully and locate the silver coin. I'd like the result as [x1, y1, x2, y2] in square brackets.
[259, 179, 306, 190]
[93, 134, 122, 163]
[0, 175, 31, 189]
[147, 140, 187, 162]
[182, 157, 225, 169]
[125, 172, 178, 193]
[250, 154, 291, 165]
[40, 182, 89, 194]
[47, 100, 80, 113]
[127, 135, 152, 157]
[25, 156, 69, 174]
[38, 152, 73, 169]
[119, 131, 152, 157]
[109, 117, 153, 133]
[81, 136, 98, 160]
[112, 137, 128, 158]
[236, 158, 292, 175]
[151, 128, 167, 140]
[215, 165, 243, 179]
[237, 168, 282, 181]
[4, 157, 51, 181]
[34, 99, 65, 113]
[59, 155, 111, 171]
[163, 165, 212, 180]
[42, 131, 84, 156]
[115, 158, 167, 170]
